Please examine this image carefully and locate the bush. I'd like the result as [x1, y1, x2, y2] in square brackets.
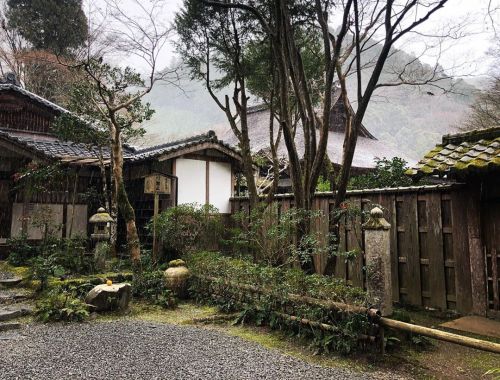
[153, 203, 224, 259]
[7, 234, 39, 266]
[187, 251, 370, 354]
[35, 290, 89, 322]
[132, 270, 177, 308]
[349, 157, 414, 190]
[227, 204, 333, 266]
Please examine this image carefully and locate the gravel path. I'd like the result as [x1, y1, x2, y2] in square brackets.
[0, 321, 375, 380]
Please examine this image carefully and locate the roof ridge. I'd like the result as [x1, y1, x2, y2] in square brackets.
[134, 130, 217, 154]
[247, 104, 269, 114]
[442, 126, 500, 146]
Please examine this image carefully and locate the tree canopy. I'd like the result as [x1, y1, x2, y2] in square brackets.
[6, 0, 88, 55]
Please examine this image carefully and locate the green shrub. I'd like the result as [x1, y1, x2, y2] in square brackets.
[7, 234, 39, 266]
[132, 270, 177, 308]
[35, 290, 89, 322]
[30, 255, 64, 291]
[349, 157, 414, 190]
[227, 204, 333, 266]
[153, 203, 224, 259]
[188, 251, 367, 304]
[187, 251, 370, 354]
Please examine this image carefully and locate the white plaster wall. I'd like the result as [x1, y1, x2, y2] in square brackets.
[11, 203, 64, 239]
[209, 161, 232, 213]
[10, 203, 87, 239]
[66, 204, 88, 237]
[175, 158, 207, 205]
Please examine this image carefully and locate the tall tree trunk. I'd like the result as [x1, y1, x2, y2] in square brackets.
[98, 151, 116, 256]
[111, 123, 140, 265]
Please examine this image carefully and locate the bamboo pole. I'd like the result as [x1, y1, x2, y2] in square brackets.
[197, 275, 500, 354]
[192, 313, 240, 324]
[273, 312, 376, 342]
[378, 317, 500, 354]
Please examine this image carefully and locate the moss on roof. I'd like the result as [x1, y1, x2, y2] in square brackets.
[408, 127, 500, 177]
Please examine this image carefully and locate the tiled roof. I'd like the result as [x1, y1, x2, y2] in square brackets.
[0, 84, 242, 165]
[0, 130, 137, 164]
[407, 126, 500, 177]
[0, 84, 70, 114]
[128, 130, 241, 162]
[0, 129, 240, 165]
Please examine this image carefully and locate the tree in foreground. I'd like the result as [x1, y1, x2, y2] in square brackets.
[59, 0, 175, 265]
[179, 0, 458, 272]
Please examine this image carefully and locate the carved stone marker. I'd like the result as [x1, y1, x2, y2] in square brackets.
[363, 207, 392, 316]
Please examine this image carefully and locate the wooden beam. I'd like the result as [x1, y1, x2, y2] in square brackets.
[205, 160, 209, 205]
[157, 142, 242, 163]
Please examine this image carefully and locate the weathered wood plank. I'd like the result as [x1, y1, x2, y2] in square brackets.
[399, 193, 422, 306]
[466, 185, 487, 316]
[346, 196, 364, 288]
[335, 201, 347, 281]
[450, 191, 472, 314]
[426, 192, 447, 310]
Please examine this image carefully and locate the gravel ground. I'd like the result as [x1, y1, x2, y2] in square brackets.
[0, 321, 375, 380]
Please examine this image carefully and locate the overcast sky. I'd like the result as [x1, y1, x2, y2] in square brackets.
[89, 0, 499, 77]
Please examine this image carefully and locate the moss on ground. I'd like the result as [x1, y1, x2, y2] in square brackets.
[0, 261, 30, 279]
[223, 324, 366, 372]
[95, 301, 218, 325]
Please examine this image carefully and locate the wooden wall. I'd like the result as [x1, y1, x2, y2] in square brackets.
[230, 185, 475, 314]
[0, 92, 57, 134]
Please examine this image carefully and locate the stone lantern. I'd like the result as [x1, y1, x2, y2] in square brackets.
[89, 207, 114, 242]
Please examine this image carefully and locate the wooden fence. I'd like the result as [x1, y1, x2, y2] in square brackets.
[230, 184, 474, 314]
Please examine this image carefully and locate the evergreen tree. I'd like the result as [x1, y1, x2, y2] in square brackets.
[6, 0, 88, 56]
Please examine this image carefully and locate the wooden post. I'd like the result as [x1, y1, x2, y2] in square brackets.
[152, 188, 159, 264]
[466, 184, 487, 315]
[363, 207, 393, 317]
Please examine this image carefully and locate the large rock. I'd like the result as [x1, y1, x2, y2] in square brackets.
[0, 304, 32, 321]
[85, 283, 131, 312]
[0, 277, 23, 288]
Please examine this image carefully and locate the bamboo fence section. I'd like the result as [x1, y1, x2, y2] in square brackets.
[196, 274, 500, 354]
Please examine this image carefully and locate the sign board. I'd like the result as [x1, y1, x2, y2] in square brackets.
[144, 174, 171, 195]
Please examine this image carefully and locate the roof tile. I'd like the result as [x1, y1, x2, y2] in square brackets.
[408, 127, 500, 177]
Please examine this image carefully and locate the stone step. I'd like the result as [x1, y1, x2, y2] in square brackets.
[0, 322, 22, 332]
[0, 277, 23, 287]
[0, 290, 29, 305]
[0, 305, 32, 322]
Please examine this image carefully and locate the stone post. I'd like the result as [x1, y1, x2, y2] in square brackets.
[363, 207, 392, 316]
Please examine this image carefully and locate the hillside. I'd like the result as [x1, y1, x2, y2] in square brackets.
[141, 56, 477, 161]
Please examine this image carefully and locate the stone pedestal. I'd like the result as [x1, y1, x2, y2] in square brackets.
[363, 207, 392, 316]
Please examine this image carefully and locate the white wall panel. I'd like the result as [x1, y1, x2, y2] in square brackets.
[11, 203, 64, 239]
[175, 158, 206, 205]
[209, 161, 232, 213]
